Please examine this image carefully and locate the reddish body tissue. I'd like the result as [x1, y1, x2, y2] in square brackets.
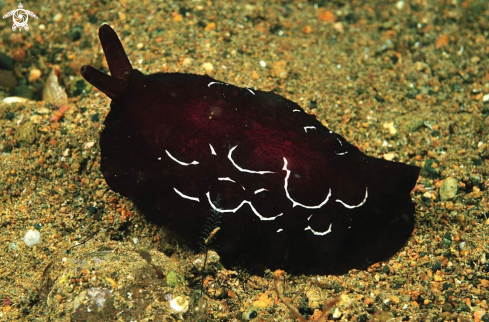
[81, 25, 420, 274]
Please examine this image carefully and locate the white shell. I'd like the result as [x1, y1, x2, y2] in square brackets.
[23, 230, 41, 246]
[169, 296, 189, 314]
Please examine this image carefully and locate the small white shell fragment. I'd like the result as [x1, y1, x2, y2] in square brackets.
[42, 67, 68, 107]
[459, 242, 466, 250]
[23, 230, 41, 246]
[483, 94, 489, 103]
[84, 141, 95, 149]
[1, 96, 34, 104]
[332, 308, 342, 318]
[383, 152, 396, 161]
[169, 296, 189, 314]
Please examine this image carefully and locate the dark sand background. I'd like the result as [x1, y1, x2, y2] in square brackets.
[1, 0, 488, 321]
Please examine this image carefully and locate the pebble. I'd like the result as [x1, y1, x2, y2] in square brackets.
[333, 22, 344, 33]
[12, 48, 25, 63]
[28, 68, 42, 83]
[422, 191, 432, 200]
[439, 177, 458, 201]
[0, 52, 14, 70]
[84, 141, 95, 149]
[69, 26, 82, 41]
[483, 94, 489, 103]
[204, 22, 216, 31]
[202, 62, 214, 73]
[53, 13, 63, 23]
[396, 1, 405, 10]
[242, 308, 259, 321]
[470, 174, 482, 186]
[0, 70, 17, 89]
[181, 57, 192, 67]
[383, 152, 396, 161]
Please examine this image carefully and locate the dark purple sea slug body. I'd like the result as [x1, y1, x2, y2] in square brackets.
[81, 25, 420, 275]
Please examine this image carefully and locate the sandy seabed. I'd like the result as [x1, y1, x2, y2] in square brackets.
[0, 0, 489, 321]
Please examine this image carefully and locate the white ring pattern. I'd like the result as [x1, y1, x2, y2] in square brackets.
[167, 104, 368, 236]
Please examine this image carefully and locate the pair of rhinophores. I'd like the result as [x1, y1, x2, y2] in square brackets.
[81, 25, 420, 274]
